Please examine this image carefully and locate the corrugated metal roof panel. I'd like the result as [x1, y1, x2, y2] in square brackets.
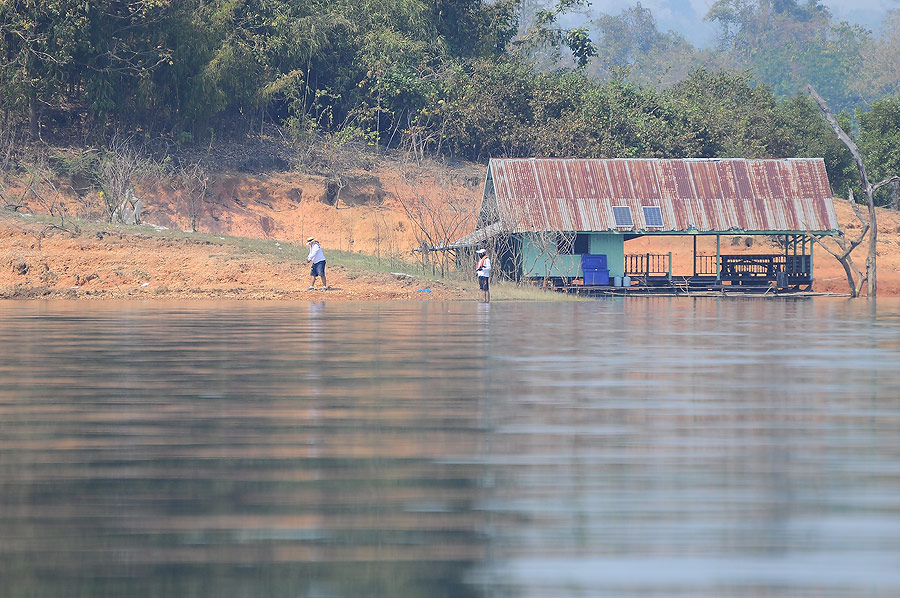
[485, 158, 839, 234]
[689, 160, 720, 200]
[714, 161, 739, 200]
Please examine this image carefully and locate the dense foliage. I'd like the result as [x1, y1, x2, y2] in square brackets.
[1, 0, 898, 201]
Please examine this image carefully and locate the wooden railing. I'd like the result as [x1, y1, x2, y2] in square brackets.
[719, 254, 811, 280]
[625, 253, 671, 278]
[694, 254, 718, 276]
[625, 252, 811, 283]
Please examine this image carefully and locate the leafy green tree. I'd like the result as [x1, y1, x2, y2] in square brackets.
[512, 0, 597, 68]
[436, 59, 536, 160]
[852, 10, 900, 103]
[0, 1, 174, 136]
[667, 68, 789, 158]
[778, 94, 856, 195]
[0, 0, 86, 136]
[431, 0, 520, 58]
[587, 2, 703, 87]
[705, 0, 867, 111]
[856, 97, 900, 205]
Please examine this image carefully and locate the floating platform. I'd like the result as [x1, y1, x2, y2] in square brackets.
[552, 276, 839, 297]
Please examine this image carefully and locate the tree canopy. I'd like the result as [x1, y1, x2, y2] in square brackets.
[1, 0, 896, 202]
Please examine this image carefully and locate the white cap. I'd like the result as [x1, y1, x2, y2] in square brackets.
[476, 248, 486, 254]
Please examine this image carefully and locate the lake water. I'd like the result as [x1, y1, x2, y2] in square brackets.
[1, 298, 900, 598]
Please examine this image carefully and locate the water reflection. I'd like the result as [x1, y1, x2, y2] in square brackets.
[1, 298, 900, 597]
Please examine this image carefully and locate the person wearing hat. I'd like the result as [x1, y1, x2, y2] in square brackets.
[305, 236, 328, 290]
[475, 248, 491, 303]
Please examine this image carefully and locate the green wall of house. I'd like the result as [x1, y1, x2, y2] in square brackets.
[590, 235, 625, 276]
[518, 233, 625, 279]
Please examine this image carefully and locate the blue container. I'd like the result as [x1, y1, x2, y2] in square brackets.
[584, 268, 610, 286]
[581, 254, 607, 270]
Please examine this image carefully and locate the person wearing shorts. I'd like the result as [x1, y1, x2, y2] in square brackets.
[306, 237, 328, 290]
[475, 248, 491, 303]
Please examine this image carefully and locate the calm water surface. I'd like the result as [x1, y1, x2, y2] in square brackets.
[1, 298, 900, 597]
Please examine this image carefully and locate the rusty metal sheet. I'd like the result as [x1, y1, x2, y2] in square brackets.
[628, 159, 661, 200]
[746, 161, 768, 200]
[714, 161, 739, 200]
[671, 161, 694, 199]
[582, 160, 613, 199]
[485, 158, 839, 234]
[730, 161, 755, 200]
[604, 161, 630, 200]
[686, 160, 719, 200]
[764, 161, 786, 199]
[535, 160, 571, 200]
[566, 160, 590, 199]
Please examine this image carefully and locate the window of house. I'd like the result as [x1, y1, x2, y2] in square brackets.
[558, 233, 591, 254]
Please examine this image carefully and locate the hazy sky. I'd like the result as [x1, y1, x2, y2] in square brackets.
[579, 0, 896, 47]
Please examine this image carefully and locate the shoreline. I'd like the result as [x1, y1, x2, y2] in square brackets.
[3, 203, 899, 300]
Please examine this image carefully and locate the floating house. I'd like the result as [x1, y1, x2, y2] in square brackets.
[451, 158, 842, 292]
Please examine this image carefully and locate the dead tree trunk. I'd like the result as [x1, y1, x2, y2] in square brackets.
[808, 190, 869, 297]
[808, 85, 887, 297]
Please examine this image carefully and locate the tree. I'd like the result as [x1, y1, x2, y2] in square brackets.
[667, 68, 787, 158]
[778, 94, 856, 196]
[809, 85, 899, 297]
[587, 3, 702, 87]
[856, 98, 900, 206]
[851, 10, 900, 103]
[0, 0, 84, 136]
[0, 1, 174, 137]
[512, 0, 597, 68]
[706, 0, 866, 111]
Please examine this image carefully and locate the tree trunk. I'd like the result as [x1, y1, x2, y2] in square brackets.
[839, 258, 858, 297]
[867, 197, 877, 296]
[808, 84, 878, 297]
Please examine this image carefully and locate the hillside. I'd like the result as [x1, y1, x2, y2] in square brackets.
[2, 155, 900, 299]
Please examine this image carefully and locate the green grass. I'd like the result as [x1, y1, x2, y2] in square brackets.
[490, 281, 585, 301]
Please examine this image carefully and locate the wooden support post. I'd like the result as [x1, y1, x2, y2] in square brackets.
[784, 234, 789, 274]
[693, 236, 697, 277]
[810, 235, 814, 282]
[793, 234, 798, 275]
[668, 252, 672, 281]
[716, 235, 721, 281]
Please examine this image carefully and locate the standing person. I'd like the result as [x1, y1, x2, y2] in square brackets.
[475, 248, 491, 303]
[306, 236, 328, 291]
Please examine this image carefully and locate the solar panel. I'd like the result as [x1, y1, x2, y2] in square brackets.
[643, 206, 663, 227]
[612, 206, 633, 227]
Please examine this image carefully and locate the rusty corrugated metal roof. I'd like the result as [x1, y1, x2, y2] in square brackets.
[484, 158, 839, 234]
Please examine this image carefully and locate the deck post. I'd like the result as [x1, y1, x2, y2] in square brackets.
[809, 235, 814, 283]
[668, 252, 672, 281]
[693, 236, 697, 277]
[784, 234, 789, 275]
[716, 235, 721, 281]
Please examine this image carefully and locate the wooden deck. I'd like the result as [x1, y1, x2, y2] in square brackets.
[559, 278, 821, 297]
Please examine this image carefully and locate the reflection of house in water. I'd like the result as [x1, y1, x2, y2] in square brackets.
[448, 158, 842, 294]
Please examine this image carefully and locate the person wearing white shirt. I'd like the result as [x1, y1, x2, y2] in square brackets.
[305, 236, 328, 290]
[475, 248, 491, 303]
